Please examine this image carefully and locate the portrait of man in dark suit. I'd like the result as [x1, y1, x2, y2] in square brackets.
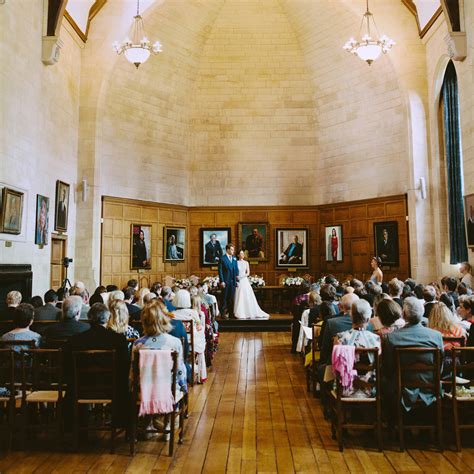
[374, 221, 399, 266]
[204, 233, 223, 264]
[131, 224, 151, 269]
[276, 229, 309, 268]
[55, 181, 69, 232]
[201, 228, 230, 267]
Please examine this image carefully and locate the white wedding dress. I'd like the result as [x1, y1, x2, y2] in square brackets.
[234, 260, 269, 320]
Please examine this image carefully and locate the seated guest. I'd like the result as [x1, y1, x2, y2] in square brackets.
[428, 302, 465, 349]
[0, 303, 41, 350]
[362, 280, 382, 306]
[414, 284, 425, 300]
[89, 285, 106, 306]
[404, 278, 416, 292]
[458, 295, 474, 332]
[320, 284, 339, 315]
[101, 285, 118, 306]
[108, 290, 125, 307]
[135, 288, 150, 309]
[143, 293, 157, 305]
[350, 279, 364, 296]
[150, 282, 162, 297]
[319, 293, 360, 365]
[127, 279, 139, 293]
[107, 300, 140, 339]
[161, 286, 176, 312]
[42, 295, 90, 344]
[457, 282, 471, 297]
[71, 286, 90, 320]
[35, 289, 61, 321]
[388, 278, 404, 308]
[460, 262, 473, 290]
[29, 295, 43, 308]
[423, 285, 437, 320]
[441, 276, 459, 308]
[66, 303, 130, 427]
[383, 297, 444, 411]
[1, 290, 22, 321]
[402, 284, 414, 300]
[440, 292, 456, 314]
[307, 291, 322, 326]
[374, 298, 405, 338]
[132, 300, 187, 393]
[124, 287, 141, 321]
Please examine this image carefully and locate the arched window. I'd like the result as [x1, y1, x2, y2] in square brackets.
[441, 60, 468, 264]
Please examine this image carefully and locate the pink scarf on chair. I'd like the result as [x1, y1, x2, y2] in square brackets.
[138, 349, 175, 416]
[331, 345, 357, 391]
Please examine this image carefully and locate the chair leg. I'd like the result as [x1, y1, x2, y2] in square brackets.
[336, 401, 344, 452]
[178, 405, 184, 444]
[73, 404, 80, 452]
[376, 400, 383, 452]
[111, 425, 116, 455]
[397, 403, 405, 452]
[453, 400, 461, 452]
[436, 400, 443, 451]
[130, 406, 136, 456]
[169, 411, 175, 456]
[21, 402, 27, 451]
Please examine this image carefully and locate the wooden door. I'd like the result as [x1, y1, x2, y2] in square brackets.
[50, 236, 67, 289]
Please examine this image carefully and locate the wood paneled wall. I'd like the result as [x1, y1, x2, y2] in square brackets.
[101, 195, 409, 289]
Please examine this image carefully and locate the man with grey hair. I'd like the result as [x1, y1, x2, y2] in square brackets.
[1, 290, 22, 321]
[66, 303, 130, 427]
[423, 285, 437, 321]
[42, 296, 89, 343]
[383, 296, 444, 411]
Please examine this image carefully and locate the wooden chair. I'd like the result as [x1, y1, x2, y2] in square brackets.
[305, 323, 321, 398]
[129, 350, 186, 456]
[42, 338, 68, 350]
[72, 350, 120, 454]
[394, 347, 443, 451]
[20, 349, 64, 447]
[0, 321, 14, 336]
[0, 349, 15, 452]
[446, 346, 474, 451]
[182, 320, 195, 386]
[330, 348, 382, 451]
[442, 336, 466, 349]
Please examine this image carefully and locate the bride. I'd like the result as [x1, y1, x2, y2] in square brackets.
[234, 250, 269, 320]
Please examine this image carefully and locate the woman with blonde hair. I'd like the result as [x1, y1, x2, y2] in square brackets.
[428, 302, 465, 349]
[191, 294, 207, 383]
[107, 300, 140, 339]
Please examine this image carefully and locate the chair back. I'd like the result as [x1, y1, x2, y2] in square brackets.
[72, 350, 116, 402]
[20, 349, 63, 397]
[451, 346, 474, 389]
[0, 349, 15, 400]
[394, 347, 441, 401]
[182, 320, 195, 384]
[0, 321, 14, 336]
[131, 349, 179, 407]
[442, 336, 466, 349]
[334, 347, 380, 400]
[43, 338, 68, 349]
[0, 339, 37, 351]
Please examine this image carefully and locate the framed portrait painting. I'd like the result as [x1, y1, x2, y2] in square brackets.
[200, 227, 231, 267]
[374, 221, 399, 266]
[275, 228, 309, 269]
[131, 224, 151, 269]
[238, 222, 269, 262]
[54, 180, 70, 232]
[0, 187, 24, 235]
[35, 194, 49, 245]
[325, 225, 343, 262]
[464, 193, 474, 248]
[164, 227, 186, 262]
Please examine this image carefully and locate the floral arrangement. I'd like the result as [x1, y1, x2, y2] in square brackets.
[248, 275, 265, 288]
[283, 276, 306, 287]
[203, 276, 220, 289]
[175, 278, 192, 289]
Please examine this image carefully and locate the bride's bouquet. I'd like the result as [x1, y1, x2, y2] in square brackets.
[203, 275, 220, 289]
[283, 276, 305, 287]
[248, 275, 265, 288]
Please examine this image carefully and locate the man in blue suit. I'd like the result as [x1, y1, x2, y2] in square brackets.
[218, 243, 239, 319]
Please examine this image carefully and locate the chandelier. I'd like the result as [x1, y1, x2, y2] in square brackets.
[343, 0, 395, 65]
[113, 0, 162, 68]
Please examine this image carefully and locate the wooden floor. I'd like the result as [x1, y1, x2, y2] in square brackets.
[2, 332, 474, 473]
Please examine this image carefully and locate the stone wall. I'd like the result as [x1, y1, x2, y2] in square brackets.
[0, 2, 81, 296]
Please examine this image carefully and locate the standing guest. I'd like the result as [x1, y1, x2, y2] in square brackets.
[89, 286, 106, 306]
[161, 287, 176, 312]
[218, 243, 239, 319]
[0, 304, 41, 350]
[374, 298, 405, 339]
[124, 287, 141, 321]
[458, 295, 474, 332]
[1, 291, 22, 321]
[42, 296, 90, 344]
[423, 285, 437, 321]
[460, 262, 473, 289]
[370, 257, 383, 284]
[388, 278, 404, 308]
[107, 300, 140, 339]
[428, 302, 465, 349]
[441, 276, 459, 308]
[35, 289, 61, 321]
[66, 303, 130, 428]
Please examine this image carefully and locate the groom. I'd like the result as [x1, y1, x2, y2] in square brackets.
[218, 243, 239, 319]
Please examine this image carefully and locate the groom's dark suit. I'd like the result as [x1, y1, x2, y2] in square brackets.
[218, 253, 239, 318]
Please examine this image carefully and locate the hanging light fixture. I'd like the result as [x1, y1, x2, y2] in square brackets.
[113, 0, 162, 68]
[343, 0, 395, 65]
